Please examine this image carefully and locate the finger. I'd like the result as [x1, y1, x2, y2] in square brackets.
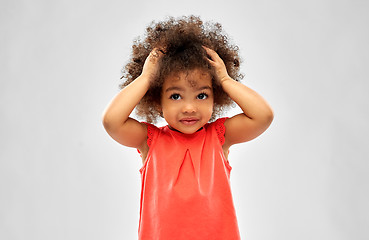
[154, 48, 166, 55]
[202, 46, 216, 56]
[158, 49, 166, 54]
[151, 51, 159, 58]
[202, 46, 212, 57]
[202, 47, 216, 63]
[203, 54, 216, 67]
[150, 48, 165, 59]
[203, 56, 214, 67]
[203, 46, 222, 63]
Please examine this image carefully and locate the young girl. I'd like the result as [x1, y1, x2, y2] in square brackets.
[102, 16, 273, 240]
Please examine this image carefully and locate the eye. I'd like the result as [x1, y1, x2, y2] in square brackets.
[170, 93, 181, 100]
[197, 92, 208, 100]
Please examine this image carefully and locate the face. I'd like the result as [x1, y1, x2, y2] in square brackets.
[160, 68, 214, 134]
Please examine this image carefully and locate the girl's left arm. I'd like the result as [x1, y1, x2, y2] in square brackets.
[203, 46, 274, 147]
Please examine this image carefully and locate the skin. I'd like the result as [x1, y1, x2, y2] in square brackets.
[102, 46, 274, 163]
[160, 69, 214, 135]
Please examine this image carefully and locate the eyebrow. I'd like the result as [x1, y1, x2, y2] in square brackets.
[164, 86, 212, 92]
[165, 86, 183, 92]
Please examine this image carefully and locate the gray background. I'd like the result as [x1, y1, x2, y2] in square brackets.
[1, 0, 368, 239]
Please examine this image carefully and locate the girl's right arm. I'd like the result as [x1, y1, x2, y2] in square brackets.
[101, 48, 163, 151]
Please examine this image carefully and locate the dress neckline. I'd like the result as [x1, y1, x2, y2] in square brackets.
[165, 124, 207, 139]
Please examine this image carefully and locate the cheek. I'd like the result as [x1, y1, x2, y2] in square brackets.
[161, 101, 176, 114]
[204, 101, 214, 117]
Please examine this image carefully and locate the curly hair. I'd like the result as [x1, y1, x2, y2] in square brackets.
[119, 15, 243, 123]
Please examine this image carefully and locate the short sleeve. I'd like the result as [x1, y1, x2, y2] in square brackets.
[214, 117, 228, 145]
[142, 122, 158, 147]
[136, 122, 159, 156]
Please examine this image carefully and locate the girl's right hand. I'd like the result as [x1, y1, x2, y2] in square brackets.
[141, 48, 165, 82]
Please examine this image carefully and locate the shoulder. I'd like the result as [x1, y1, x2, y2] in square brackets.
[136, 122, 163, 163]
[140, 122, 164, 147]
[205, 117, 228, 145]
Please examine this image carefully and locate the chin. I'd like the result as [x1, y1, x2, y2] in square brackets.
[182, 126, 204, 134]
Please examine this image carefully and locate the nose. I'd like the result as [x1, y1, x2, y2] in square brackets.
[182, 101, 197, 114]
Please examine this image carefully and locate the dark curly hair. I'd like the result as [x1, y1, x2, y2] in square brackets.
[119, 15, 243, 123]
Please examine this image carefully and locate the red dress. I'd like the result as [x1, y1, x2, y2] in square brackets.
[138, 118, 241, 240]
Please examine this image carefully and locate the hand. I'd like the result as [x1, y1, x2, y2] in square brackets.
[203, 46, 231, 84]
[141, 48, 165, 82]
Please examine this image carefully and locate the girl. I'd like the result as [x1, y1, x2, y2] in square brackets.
[102, 16, 273, 240]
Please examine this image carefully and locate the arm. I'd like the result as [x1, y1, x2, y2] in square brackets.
[203, 46, 274, 147]
[102, 48, 164, 150]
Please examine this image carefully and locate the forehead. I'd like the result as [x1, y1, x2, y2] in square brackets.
[163, 68, 212, 89]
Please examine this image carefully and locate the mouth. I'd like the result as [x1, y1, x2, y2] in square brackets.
[179, 118, 199, 125]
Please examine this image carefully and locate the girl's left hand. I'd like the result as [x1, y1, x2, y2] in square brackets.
[203, 46, 231, 84]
